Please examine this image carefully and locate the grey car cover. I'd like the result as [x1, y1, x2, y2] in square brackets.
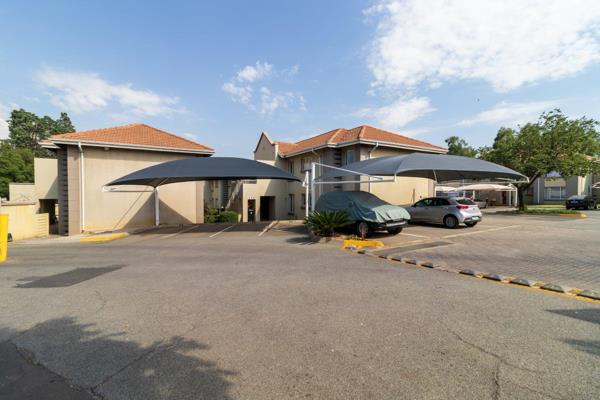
[315, 191, 410, 223]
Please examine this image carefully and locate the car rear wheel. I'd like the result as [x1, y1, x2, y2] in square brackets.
[443, 215, 459, 229]
[356, 221, 371, 238]
[387, 227, 402, 235]
[465, 221, 478, 227]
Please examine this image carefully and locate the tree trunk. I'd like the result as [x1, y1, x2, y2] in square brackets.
[517, 186, 526, 211]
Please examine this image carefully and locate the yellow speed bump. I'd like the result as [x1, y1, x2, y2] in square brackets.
[343, 239, 384, 249]
[80, 232, 128, 243]
[559, 213, 587, 218]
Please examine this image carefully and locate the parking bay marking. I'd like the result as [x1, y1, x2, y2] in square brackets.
[209, 224, 237, 238]
[258, 220, 278, 236]
[443, 225, 520, 239]
[398, 232, 430, 238]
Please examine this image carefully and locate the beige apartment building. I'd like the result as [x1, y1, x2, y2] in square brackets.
[225, 125, 447, 222]
[40, 123, 214, 235]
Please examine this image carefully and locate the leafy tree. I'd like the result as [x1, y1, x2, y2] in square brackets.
[445, 136, 478, 157]
[8, 108, 74, 157]
[0, 142, 34, 198]
[481, 110, 600, 210]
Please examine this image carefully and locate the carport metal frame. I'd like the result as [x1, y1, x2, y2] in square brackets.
[304, 162, 397, 214]
[304, 162, 528, 214]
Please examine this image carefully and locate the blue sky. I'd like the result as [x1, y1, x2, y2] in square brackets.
[1, 0, 600, 157]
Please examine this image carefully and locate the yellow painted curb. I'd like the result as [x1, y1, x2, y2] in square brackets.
[343, 239, 384, 249]
[80, 232, 129, 243]
[559, 213, 587, 218]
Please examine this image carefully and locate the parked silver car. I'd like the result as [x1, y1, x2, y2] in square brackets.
[405, 197, 482, 228]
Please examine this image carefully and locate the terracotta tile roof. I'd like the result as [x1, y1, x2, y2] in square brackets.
[46, 123, 214, 154]
[275, 125, 446, 156]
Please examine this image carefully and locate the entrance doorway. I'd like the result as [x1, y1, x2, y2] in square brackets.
[247, 199, 256, 222]
[260, 196, 275, 221]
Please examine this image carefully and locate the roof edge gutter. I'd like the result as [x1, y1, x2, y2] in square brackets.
[46, 139, 215, 155]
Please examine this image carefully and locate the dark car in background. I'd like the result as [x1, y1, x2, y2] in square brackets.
[565, 195, 597, 210]
[315, 191, 410, 236]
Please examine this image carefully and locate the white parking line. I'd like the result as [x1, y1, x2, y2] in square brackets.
[443, 225, 520, 239]
[209, 224, 236, 238]
[398, 232, 430, 238]
[258, 220, 278, 236]
[162, 225, 200, 239]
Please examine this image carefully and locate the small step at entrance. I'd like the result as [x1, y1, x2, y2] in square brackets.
[371, 241, 453, 259]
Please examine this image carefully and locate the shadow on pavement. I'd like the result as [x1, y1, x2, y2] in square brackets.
[561, 339, 600, 357]
[0, 318, 236, 400]
[547, 309, 600, 325]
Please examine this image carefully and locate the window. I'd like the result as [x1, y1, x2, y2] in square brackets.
[301, 157, 312, 172]
[345, 150, 355, 166]
[455, 198, 475, 205]
[288, 194, 295, 214]
[544, 187, 565, 200]
[434, 198, 451, 206]
[414, 198, 433, 207]
[289, 161, 295, 174]
[301, 193, 306, 209]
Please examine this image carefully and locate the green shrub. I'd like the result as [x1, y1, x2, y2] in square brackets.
[204, 208, 239, 223]
[304, 210, 353, 237]
[218, 210, 239, 223]
[204, 208, 219, 223]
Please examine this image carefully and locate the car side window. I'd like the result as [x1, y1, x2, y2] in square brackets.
[436, 198, 450, 206]
[415, 199, 432, 207]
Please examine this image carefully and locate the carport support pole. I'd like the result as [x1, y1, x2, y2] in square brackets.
[305, 171, 310, 218]
[154, 187, 160, 226]
[310, 163, 316, 213]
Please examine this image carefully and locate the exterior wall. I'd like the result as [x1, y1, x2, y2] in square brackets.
[8, 183, 36, 202]
[530, 174, 594, 204]
[62, 145, 205, 234]
[67, 146, 81, 235]
[34, 158, 58, 200]
[241, 137, 436, 221]
[242, 136, 295, 221]
[358, 147, 433, 206]
[0, 202, 49, 240]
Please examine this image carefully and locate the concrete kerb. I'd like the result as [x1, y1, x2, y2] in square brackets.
[350, 246, 600, 304]
[79, 232, 129, 243]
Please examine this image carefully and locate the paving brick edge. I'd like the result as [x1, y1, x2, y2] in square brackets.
[351, 249, 600, 303]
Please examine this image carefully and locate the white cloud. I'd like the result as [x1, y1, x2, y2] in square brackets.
[223, 61, 305, 115]
[367, 0, 600, 92]
[355, 96, 435, 131]
[458, 100, 557, 126]
[0, 103, 9, 139]
[236, 61, 273, 83]
[259, 87, 302, 115]
[36, 67, 183, 116]
[222, 82, 253, 106]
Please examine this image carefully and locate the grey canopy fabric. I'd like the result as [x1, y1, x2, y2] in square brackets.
[107, 157, 300, 187]
[321, 153, 526, 182]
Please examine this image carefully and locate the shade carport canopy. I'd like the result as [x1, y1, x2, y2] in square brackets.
[321, 153, 526, 182]
[107, 157, 301, 187]
[456, 183, 516, 191]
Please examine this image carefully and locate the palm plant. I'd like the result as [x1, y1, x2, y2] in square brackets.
[304, 210, 353, 237]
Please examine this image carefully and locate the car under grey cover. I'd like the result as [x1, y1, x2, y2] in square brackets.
[315, 191, 410, 223]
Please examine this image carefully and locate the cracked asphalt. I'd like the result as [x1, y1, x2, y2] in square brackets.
[1, 221, 599, 399]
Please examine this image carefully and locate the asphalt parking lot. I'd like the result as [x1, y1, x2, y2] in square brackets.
[1, 214, 599, 399]
[369, 210, 600, 291]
